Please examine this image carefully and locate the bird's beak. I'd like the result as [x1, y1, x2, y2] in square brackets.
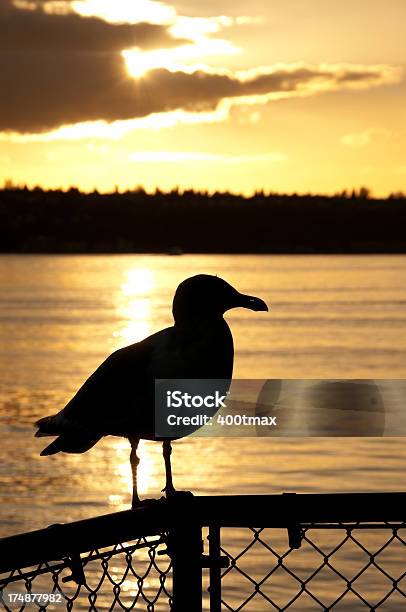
[233, 293, 269, 312]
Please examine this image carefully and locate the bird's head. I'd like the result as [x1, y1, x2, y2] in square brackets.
[172, 274, 268, 323]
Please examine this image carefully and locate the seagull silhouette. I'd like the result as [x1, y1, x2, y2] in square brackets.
[35, 275, 268, 507]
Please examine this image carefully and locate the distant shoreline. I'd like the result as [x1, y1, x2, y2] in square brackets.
[1, 186, 405, 254]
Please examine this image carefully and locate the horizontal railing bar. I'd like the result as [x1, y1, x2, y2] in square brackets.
[0, 510, 167, 574]
[192, 492, 406, 526]
[0, 493, 405, 574]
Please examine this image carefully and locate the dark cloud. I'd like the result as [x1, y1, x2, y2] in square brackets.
[0, 0, 182, 51]
[0, 49, 397, 133]
[0, 0, 400, 133]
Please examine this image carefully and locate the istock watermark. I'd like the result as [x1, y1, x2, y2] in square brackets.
[154, 379, 406, 438]
[166, 390, 228, 409]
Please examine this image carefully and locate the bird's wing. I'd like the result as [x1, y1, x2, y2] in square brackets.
[36, 319, 234, 442]
[37, 329, 171, 438]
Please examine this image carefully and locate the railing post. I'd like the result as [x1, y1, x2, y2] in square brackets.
[168, 520, 203, 612]
[208, 525, 222, 612]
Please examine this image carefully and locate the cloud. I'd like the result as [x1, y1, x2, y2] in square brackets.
[340, 127, 392, 147]
[129, 151, 286, 163]
[0, 0, 182, 52]
[0, 109, 229, 142]
[71, 0, 177, 25]
[0, 53, 401, 134]
[0, 0, 402, 135]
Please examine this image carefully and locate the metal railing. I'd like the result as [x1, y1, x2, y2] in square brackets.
[1, 493, 406, 611]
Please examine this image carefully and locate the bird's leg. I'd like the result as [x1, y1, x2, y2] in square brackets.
[130, 437, 141, 508]
[161, 441, 193, 500]
[162, 440, 176, 496]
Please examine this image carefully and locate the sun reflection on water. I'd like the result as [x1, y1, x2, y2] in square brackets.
[114, 267, 154, 344]
[109, 267, 160, 504]
[122, 269, 154, 297]
[113, 438, 155, 499]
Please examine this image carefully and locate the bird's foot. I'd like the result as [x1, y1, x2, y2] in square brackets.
[131, 497, 161, 510]
[161, 487, 194, 500]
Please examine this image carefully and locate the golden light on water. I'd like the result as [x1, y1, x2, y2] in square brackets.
[121, 268, 154, 296]
[117, 319, 151, 345]
[114, 268, 154, 344]
[108, 267, 161, 505]
[113, 439, 155, 498]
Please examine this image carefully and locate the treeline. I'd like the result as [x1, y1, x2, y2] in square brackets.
[1, 185, 406, 253]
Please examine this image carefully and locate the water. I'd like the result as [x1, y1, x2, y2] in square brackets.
[1, 254, 406, 610]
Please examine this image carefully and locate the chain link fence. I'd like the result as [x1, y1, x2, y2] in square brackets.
[1, 494, 406, 611]
[0, 534, 172, 611]
[218, 523, 406, 611]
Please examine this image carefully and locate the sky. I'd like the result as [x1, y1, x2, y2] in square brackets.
[0, 0, 405, 196]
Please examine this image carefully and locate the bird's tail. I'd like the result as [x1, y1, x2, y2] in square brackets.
[40, 437, 65, 456]
[40, 434, 102, 456]
[35, 414, 101, 455]
[35, 415, 58, 437]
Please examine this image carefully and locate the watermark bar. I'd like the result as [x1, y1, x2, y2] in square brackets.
[154, 379, 406, 437]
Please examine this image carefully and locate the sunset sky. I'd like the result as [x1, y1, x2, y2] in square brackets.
[1, 0, 405, 195]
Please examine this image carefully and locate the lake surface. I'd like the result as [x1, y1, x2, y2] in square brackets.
[1, 254, 406, 610]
